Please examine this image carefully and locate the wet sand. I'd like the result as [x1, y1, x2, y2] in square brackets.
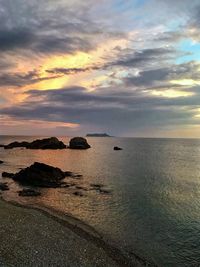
[0, 198, 155, 267]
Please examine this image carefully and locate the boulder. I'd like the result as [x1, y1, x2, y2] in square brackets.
[18, 189, 41, 197]
[0, 183, 9, 191]
[69, 137, 91, 149]
[113, 146, 123, 151]
[4, 137, 66, 150]
[2, 172, 15, 178]
[13, 162, 71, 187]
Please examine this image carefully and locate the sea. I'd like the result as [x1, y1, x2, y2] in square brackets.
[1, 136, 200, 267]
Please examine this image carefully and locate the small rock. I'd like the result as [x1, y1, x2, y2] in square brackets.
[99, 189, 111, 194]
[73, 191, 83, 197]
[0, 160, 4, 164]
[18, 189, 41, 197]
[0, 183, 9, 191]
[2, 172, 15, 178]
[113, 146, 123, 150]
[90, 183, 104, 188]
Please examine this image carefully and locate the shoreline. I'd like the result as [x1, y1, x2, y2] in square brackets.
[1, 196, 157, 267]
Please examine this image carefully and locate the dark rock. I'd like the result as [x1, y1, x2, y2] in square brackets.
[4, 141, 29, 149]
[99, 189, 111, 194]
[0, 160, 4, 164]
[0, 144, 5, 148]
[2, 172, 15, 178]
[18, 189, 41, 197]
[64, 171, 74, 177]
[113, 146, 123, 151]
[69, 137, 91, 149]
[73, 191, 83, 197]
[0, 183, 9, 191]
[4, 137, 66, 150]
[13, 162, 68, 187]
[28, 137, 66, 149]
[90, 183, 104, 188]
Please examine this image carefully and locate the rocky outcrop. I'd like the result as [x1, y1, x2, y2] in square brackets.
[69, 137, 91, 149]
[4, 137, 66, 150]
[18, 189, 41, 197]
[113, 146, 123, 150]
[28, 137, 66, 149]
[2, 172, 15, 178]
[86, 133, 111, 137]
[4, 141, 29, 149]
[13, 162, 72, 187]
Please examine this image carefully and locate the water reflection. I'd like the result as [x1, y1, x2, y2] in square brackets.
[1, 137, 200, 266]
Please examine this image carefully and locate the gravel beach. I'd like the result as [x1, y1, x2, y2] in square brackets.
[0, 199, 119, 267]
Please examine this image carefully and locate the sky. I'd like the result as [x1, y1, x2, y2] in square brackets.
[1, 0, 200, 137]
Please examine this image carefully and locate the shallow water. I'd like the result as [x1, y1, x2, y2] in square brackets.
[1, 136, 200, 266]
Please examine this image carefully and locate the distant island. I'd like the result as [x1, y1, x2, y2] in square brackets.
[86, 133, 112, 137]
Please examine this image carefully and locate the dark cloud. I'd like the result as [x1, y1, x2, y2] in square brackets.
[124, 62, 200, 87]
[0, 28, 33, 51]
[1, 86, 200, 135]
[0, 70, 59, 87]
[46, 66, 100, 75]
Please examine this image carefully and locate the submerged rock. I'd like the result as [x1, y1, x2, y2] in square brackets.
[73, 191, 83, 197]
[13, 162, 70, 187]
[0, 183, 9, 191]
[69, 137, 91, 149]
[4, 137, 66, 150]
[2, 172, 15, 178]
[18, 189, 41, 197]
[113, 146, 123, 151]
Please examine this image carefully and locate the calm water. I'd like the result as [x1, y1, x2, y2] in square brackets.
[1, 136, 200, 266]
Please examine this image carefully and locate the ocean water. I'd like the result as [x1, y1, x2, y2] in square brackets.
[1, 136, 200, 266]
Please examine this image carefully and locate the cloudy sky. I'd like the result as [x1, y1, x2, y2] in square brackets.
[1, 0, 200, 137]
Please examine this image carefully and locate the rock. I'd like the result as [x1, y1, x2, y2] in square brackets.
[90, 183, 104, 188]
[69, 137, 91, 149]
[4, 137, 66, 150]
[0, 160, 4, 164]
[0, 183, 9, 191]
[18, 189, 41, 197]
[113, 146, 123, 151]
[28, 137, 66, 149]
[73, 191, 83, 197]
[2, 172, 15, 178]
[99, 189, 111, 194]
[0, 144, 5, 147]
[4, 141, 29, 149]
[13, 162, 69, 187]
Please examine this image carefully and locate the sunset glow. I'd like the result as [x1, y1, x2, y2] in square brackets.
[1, 0, 200, 137]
